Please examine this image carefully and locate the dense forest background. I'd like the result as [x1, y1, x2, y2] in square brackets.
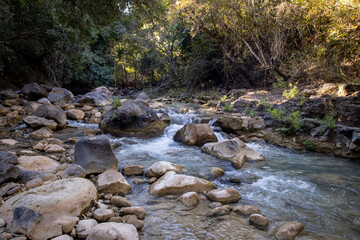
[0, 0, 359, 94]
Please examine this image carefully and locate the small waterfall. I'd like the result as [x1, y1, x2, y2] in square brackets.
[209, 118, 226, 141]
[66, 120, 99, 129]
[167, 108, 201, 125]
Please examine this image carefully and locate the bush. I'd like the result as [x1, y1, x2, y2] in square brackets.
[112, 98, 122, 108]
[223, 103, 232, 112]
[283, 83, 301, 100]
[273, 77, 287, 89]
[303, 139, 315, 151]
[269, 108, 284, 120]
[319, 110, 337, 130]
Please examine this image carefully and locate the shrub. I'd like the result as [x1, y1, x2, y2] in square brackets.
[303, 139, 315, 150]
[273, 77, 287, 89]
[319, 110, 337, 130]
[224, 103, 232, 112]
[269, 108, 284, 120]
[249, 109, 258, 118]
[112, 98, 122, 108]
[283, 83, 301, 100]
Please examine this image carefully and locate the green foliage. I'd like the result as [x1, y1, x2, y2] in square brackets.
[273, 77, 287, 89]
[269, 108, 284, 120]
[285, 111, 302, 132]
[223, 103, 232, 112]
[221, 95, 228, 102]
[298, 94, 307, 107]
[303, 139, 315, 151]
[283, 84, 301, 100]
[319, 110, 337, 130]
[249, 109, 259, 118]
[112, 98, 122, 108]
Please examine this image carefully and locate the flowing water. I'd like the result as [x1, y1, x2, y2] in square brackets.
[61, 104, 360, 239]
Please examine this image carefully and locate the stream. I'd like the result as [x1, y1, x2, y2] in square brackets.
[64, 103, 360, 240]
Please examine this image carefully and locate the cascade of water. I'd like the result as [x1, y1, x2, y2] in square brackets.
[208, 118, 227, 141]
[66, 120, 99, 129]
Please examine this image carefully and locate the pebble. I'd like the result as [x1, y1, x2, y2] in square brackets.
[122, 215, 144, 230]
[111, 196, 131, 208]
[149, 177, 157, 184]
[119, 207, 146, 220]
[76, 219, 98, 239]
[0, 218, 6, 228]
[249, 214, 269, 230]
[93, 208, 115, 222]
[25, 177, 43, 189]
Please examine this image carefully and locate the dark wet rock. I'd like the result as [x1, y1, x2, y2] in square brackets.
[21, 83, 48, 100]
[201, 138, 264, 169]
[100, 100, 166, 137]
[60, 164, 86, 178]
[275, 221, 304, 240]
[173, 123, 218, 146]
[12, 206, 42, 235]
[149, 171, 216, 196]
[232, 99, 258, 111]
[206, 188, 241, 203]
[233, 205, 260, 216]
[0, 151, 18, 165]
[23, 116, 57, 130]
[73, 135, 118, 175]
[249, 214, 269, 230]
[75, 87, 112, 107]
[47, 87, 74, 105]
[33, 104, 67, 128]
[0, 162, 19, 185]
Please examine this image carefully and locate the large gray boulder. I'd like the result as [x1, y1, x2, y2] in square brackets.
[201, 138, 264, 169]
[173, 123, 218, 146]
[149, 171, 216, 196]
[100, 100, 166, 137]
[33, 104, 67, 128]
[0, 178, 97, 240]
[136, 92, 150, 102]
[73, 135, 118, 175]
[75, 86, 112, 107]
[21, 83, 48, 101]
[86, 222, 139, 240]
[0, 162, 19, 185]
[47, 87, 74, 105]
[23, 116, 57, 130]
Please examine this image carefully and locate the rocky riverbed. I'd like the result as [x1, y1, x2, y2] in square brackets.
[0, 83, 359, 240]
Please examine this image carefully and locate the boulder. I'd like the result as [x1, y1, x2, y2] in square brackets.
[275, 222, 304, 240]
[59, 164, 86, 179]
[209, 205, 232, 216]
[145, 161, 183, 178]
[0, 139, 17, 146]
[76, 219, 98, 239]
[25, 177, 43, 189]
[93, 209, 115, 222]
[66, 109, 85, 120]
[30, 128, 53, 139]
[206, 188, 241, 203]
[149, 171, 216, 196]
[44, 144, 65, 153]
[0, 162, 19, 185]
[17, 155, 59, 173]
[0, 178, 97, 240]
[136, 92, 150, 102]
[122, 165, 144, 176]
[47, 87, 74, 104]
[233, 205, 260, 216]
[21, 83, 48, 100]
[201, 138, 264, 169]
[121, 215, 144, 230]
[24, 101, 40, 114]
[100, 100, 166, 137]
[249, 214, 269, 230]
[180, 192, 199, 207]
[119, 207, 146, 220]
[37, 98, 52, 106]
[215, 116, 265, 134]
[17, 169, 57, 183]
[75, 87, 112, 107]
[110, 196, 131, 208]
[86, 222, 139, 240]
[96, 170, 132, 195]
[73, 135, 118, 175]
[33, 104, 67, 128]
[23, 116, 57, 130]
[0, 151, 18, 165]
[173, 123, 218, 146]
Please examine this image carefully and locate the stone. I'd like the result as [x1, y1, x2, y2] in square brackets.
[60, 164, 86, 178]
[76, 219, 98, 239]
[0, 89, 19, 100]
[119, 207, 146, 220]
[149, 171, 216, 196]
[100, 100, 166, 137]
[47, 87, 74, 104]
[45, 144, 66, 153]
[93, 209, 115, 222]
[317, 83, 338, 95]
[151, 101, 165, 108]
[210, 167, 224, 178]
[206, 188, 241, 204]
[209, 205, 232, 216]
[108, 217, 123, 223]
[23, 116, 58, 130]
[12, 206, 42, 235]
[0, 139, 17, 146]
[0, 151, 18, 165]
[54, 216, 78, 233]
[21, 83, 48, 100]
[33, 104, 67, 128]
[249, 214, 269, 230]
[173, 123, 218, 146]
[122, 165, 144, 176]
[110, 196, 131, 208]
[233, 205, 260, 216]
[158, 113, 170, 124]
[66, 109, 85, 120]
[18, 150, 37, 156]
[209, 202, 223, 209]
[17, 170, 57, 183]
[24, 102, 40, 114]
[180, 192, 199, 207]
[75, 87, 112, 107]
[18, 155, 59, 172]
[136, 92, 150, 101]
[52, 235, 73, 240]
[145, 161, 183, 178]
[275, 222, 304, 240]
[25, 177, 43, 189]
[73, 135, 118, 175]
[0, 162, 19, 185]
[215, 116, 265, 134]
[0, 178, 97, 240]
[30, 128, 53, 139]
[86, 222, 139, 240]
[201, 138, 264, 169]
[96, 170, 132, 195]
[122, 215, 144, 230]
[0, 218, 5, 228]
[37, 98, 52, 106]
